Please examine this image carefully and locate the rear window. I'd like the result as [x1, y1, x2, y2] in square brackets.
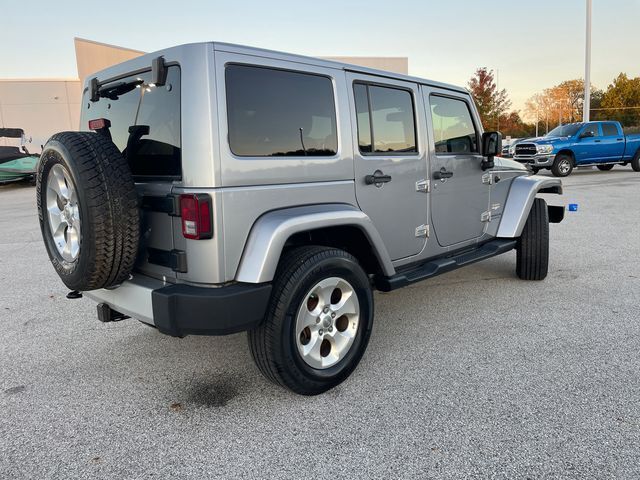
[81, 65, 181, 180]
[225, 65, 338, 157]
[601, 123, 619, 137]
[354, 83, 417, 154]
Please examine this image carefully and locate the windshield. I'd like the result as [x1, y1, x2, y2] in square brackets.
[545, 124, 581, 137]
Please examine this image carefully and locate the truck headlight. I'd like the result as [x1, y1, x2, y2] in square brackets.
[509, 145, 516, 155]
[536, 145, 554, 154]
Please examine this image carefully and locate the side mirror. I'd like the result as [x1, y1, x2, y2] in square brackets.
[481, 131, 502, 170]
[579, 130, 595, 139]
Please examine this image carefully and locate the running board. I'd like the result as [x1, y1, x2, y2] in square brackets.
[375, 238, 517, 292]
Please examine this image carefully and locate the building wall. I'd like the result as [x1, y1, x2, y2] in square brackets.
[323, 57, 408, 75]
[0, 79, 81, 149]
[74, 38, 145, 83]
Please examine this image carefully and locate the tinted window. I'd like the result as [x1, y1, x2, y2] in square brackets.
[602, 123, 619, 137]
[582, 123, 600, 137]
[81, 66, 181, 179]
[226, 65, 337, 157]
[430, 95, 477, 154]
[354, 84, 417, 154]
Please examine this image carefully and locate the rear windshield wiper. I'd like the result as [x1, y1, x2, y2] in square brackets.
[97, 79, 144, 100]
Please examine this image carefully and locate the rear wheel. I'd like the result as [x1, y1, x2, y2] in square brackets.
[597, 164, 614, 171]
[632, 150, 640, 172]
[516, 198, 549, 281]
[248, 246, 374, 395]
[551, 154, 573, 177]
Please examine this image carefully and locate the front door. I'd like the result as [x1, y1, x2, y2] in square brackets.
[348, 73, 428, 261]
[423, 90, 489, 247]
[575, 123, 603, 163]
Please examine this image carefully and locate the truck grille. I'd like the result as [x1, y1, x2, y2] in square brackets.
[515, 144, 538, 156]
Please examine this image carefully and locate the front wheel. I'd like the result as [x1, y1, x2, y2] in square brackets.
[248, 246, 374, 395]
[597, 164, 614, 171]
[551, 154, 573, 177]
[516, 198, 549, 280]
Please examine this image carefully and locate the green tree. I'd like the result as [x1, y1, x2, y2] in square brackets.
[600, 73, 640, 127]
[468, 68, 511, 130]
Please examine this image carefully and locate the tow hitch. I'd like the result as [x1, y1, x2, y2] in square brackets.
[96, 303, 130, 323]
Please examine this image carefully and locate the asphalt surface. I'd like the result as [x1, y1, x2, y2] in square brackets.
[1, 167, 639, 479]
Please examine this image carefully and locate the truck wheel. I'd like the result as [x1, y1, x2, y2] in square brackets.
[516, 198, 549, 281]
[36, 132, 140, 291]
[551, 155, 573, 177]
[632, 150, 640, 172]
[248, 246, 374, 395]
[597, 164, 614, 171]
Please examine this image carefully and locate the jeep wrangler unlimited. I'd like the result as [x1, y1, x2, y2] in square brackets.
[36, 43, 564, 395]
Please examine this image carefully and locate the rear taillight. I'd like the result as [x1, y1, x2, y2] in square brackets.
[180, 194, 213, 240]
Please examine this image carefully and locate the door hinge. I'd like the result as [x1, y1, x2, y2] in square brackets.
[415, 224, 430, 237]
[480, 211, 492, 222]
[416, 179, 430, 193]
[482, 173, 493, 185]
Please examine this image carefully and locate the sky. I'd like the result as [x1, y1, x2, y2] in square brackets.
[2, 0, 639, 113]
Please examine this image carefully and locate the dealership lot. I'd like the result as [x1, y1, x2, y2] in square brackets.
[1, 167, 639, 479]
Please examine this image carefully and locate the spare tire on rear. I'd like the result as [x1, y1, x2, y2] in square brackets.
[36, 132, 140, 291]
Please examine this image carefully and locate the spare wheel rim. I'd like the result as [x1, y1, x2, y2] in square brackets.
[46, 164, 81, 262]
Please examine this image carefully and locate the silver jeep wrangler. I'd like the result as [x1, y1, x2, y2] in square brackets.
[36, 42, 564, 395]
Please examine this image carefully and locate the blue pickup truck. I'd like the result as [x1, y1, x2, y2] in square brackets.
[513, 121, 640, 177]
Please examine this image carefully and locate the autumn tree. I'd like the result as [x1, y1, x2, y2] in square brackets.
[523, 79, 602, 134]
[468, 68, 511, 130]
[496, 111, 535, 138]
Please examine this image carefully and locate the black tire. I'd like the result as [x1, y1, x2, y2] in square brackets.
[531, 167, 540, 174]
[632, 150, 640, 172]
[516, 198, 549, 280]
[597, 164, 614, 171]
[248, 246, 374, 395]
[551, 154, 573, 177]
[36, 132, 140, 291]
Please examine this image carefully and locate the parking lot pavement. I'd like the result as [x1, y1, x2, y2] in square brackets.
[0, 166, 639, 479]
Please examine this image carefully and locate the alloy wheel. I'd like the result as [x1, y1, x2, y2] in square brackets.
[294, 277, 360, 369]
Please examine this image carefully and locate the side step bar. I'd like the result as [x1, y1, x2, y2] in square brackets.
[375, 238, 517, 292]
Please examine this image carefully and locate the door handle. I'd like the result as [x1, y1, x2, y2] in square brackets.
[617, 138, 623, 141]
[433, 167, 454, 180]
[594, 139, 601, 143]
[364, 170, 392, 185]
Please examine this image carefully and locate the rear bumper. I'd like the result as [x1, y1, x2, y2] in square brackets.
[85, 276, 271, 337]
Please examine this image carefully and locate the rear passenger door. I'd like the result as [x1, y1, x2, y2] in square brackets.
[347, 73, 428, 261]
[599, 122, 625, 161]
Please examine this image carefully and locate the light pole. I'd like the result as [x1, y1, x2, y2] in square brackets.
[583, 0, 592, 122]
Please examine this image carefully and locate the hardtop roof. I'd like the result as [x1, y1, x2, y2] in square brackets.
[89, 42, 468, 95]
[212, 42, 468, 94]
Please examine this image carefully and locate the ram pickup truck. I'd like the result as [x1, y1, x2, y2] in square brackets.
[513, 121, 640, 177]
